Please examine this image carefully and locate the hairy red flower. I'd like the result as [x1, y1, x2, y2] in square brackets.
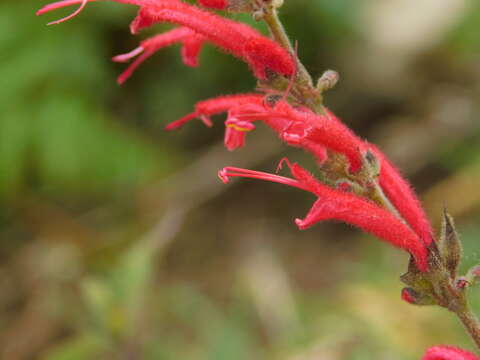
[37, 0, 296, 80]
[423, 346, 479, 360]
[168, 93, 433, 270]
[112, 27, 206, 84]
[165, 94, 264, 130]
[219, 159, 429, 271]
[129, 3, 296, 79]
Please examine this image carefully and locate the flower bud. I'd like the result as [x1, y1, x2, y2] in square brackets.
[401, 287, 435, 306]
[362, 149, 381, 179]
[439, 208, 462, 279]
[317, 70, 339, 93]
[456, 277, 469, 290]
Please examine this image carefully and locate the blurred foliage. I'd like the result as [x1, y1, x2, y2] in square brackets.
[1, 0, 480, 359]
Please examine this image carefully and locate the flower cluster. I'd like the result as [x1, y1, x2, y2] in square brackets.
[37, 1, 480, 358]
[37, 0, 433, 272]
[37, 0, 295, 80]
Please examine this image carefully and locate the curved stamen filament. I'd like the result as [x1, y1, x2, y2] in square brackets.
[112, 46, 144, 63]
[218, 166, 310, 192]
[43, 0, 89, 25]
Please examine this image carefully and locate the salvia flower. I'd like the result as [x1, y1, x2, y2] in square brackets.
[172, 94, 433, 256]
[423, 346, 479, 360]
[37, 0, 296, 80]
[219, 159, 429, 272]
[112, 27, 206, 84]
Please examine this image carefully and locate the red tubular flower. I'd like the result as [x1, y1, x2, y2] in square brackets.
[112, 27, 206, 84]
[167, 94, 329, 164]
[128, 3, 296, 79]
[165, 94, 264, 130]
[171, 94, 432, 258]
[233, 102, 433, 245]
[219, 159, 429, 272]
[423, 346, 479, 360]
[202, 100, 363, 170]
[38, 0, 296, 80]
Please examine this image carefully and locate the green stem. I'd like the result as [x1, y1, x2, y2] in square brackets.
[370, 181, 407, 224]
[261, 7, 325, 114]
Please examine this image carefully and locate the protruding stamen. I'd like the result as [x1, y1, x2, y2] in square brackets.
[218, 166, 309, 191]
[275, 157, 292, 173]
[112, 46, 145, 63]
[40, 0, 89, 25]
[200, 115, 213, 127]
[37, 0, 87, 16]
[225, 119, 255, 132]
[165, 112, 199, 131]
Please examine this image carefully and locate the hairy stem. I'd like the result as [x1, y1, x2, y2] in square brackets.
[262, 9, 310, 83]
[456, 305, 480, 350]
[262, 7, 325, 114]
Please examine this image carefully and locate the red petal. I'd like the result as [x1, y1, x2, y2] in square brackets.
[197, 0, 227, 9]
[181, 35, 205, 67]
[423, 346, 479, 360]
[295, 195, 428, 272]
[129, 2, 295, 78]
[370, 144, 433, 245]
[113, 27, 204, 83]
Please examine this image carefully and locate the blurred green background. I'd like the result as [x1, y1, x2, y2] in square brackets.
[1, 0, 480, 359]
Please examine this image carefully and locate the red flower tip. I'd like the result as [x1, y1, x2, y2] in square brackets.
[197, 0, 227, 9]
[401, 288, 418, 304]
[423, 346, 479, 360]
[218, 169, 230, 184]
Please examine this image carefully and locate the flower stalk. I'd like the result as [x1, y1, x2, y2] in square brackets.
[260, 3, 324, 114]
